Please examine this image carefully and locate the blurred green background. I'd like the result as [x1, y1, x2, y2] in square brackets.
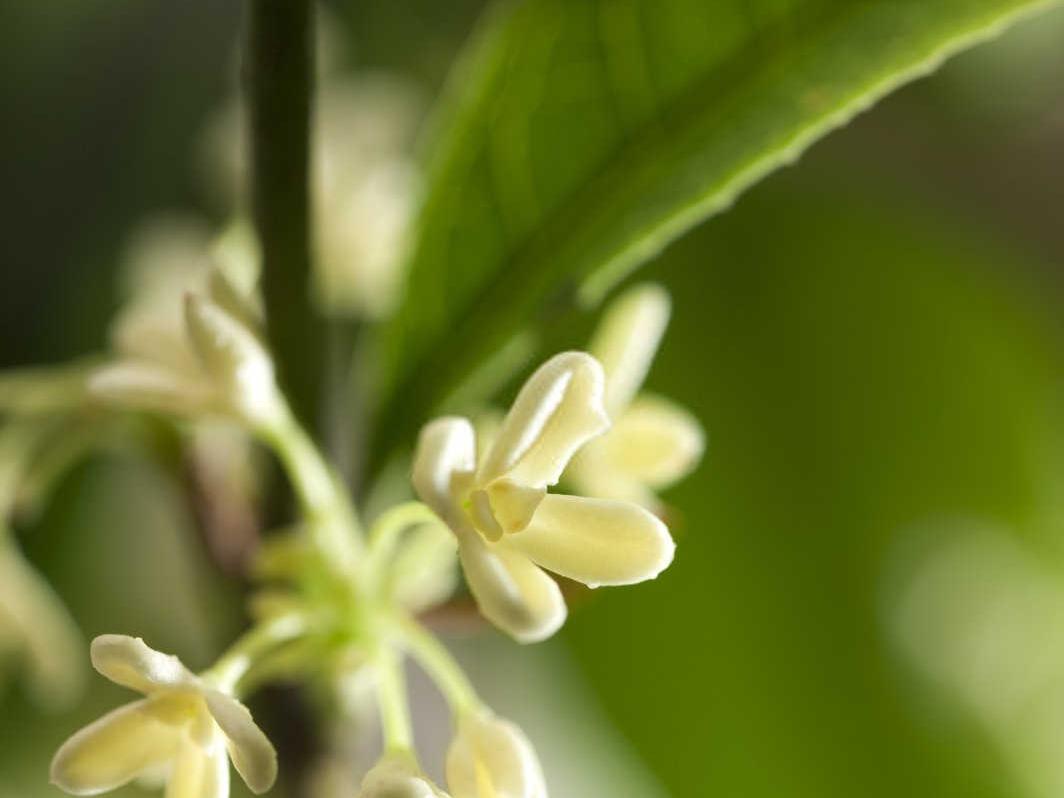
[3, 2, 1064, 796]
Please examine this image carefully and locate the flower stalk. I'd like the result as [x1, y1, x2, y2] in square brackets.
[256, 408, 365, 574]
[202, 611, 309, 696]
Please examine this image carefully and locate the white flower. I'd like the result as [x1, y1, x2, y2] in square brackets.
[90, 216, 271, 425]
[91, 292, 280, 428]
[313, 77, 421, 320]
[358, 753, 450, 798]
[51, 635, 277, 797]
[0, 542, 84, 709]
[412, 352, 675, 643]
[109, 216, 260, 375]
[446, 709, 545, 798]
[204, 76, 420, 320]
[567, 284, 703, 510]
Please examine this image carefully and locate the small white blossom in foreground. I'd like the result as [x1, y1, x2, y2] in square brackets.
[0, 542, 84, 709]
[446, 708, 546, 798]
[358, 753, 450, 798]
[568, 284, 703, 510]
[413, 352, 675, 642]
[51, 635, 277, 797]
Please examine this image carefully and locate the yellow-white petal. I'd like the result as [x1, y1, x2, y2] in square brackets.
[505, 494, 674, 588]
[164, 735, 230, 798]
[89, 362, 215, 417]
[183, 295, 280, 425]
[50, 698, 185, 794]
[469, 480, 545, 542]
[358, 753, 449, 798]
[477, 352, 609, 491]
[602, 396, 704, 489]
[458, 537, 566, 644]
[207, 268, 264, 340]
[412, 417, 476, 529]
[110, 318, 202, 379]
[589, 283, 670, 415]
[90, 635, 197, 695]
[203, 689, 278, 794]
[445, 709, 546, 798]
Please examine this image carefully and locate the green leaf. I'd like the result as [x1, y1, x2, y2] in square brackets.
[372, 0, 1060, 465]
[563, 159, 1062, 798]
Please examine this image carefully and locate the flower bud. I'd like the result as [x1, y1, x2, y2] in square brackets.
[359, 754, 449, 798]
[446, 708, 546, 798]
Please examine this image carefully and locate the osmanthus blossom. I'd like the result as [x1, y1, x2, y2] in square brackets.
[356, 709, 546, 798]
[413, 351, 675, 643]
[357, 753, 450, 798]
[567, 284, 704, 511]
[204, 73, 420, 321]
[108, 216, 260, 378]
[92, 285, 282, 431]
[50, 635, 277, 797]
[445, 708, 546, 798]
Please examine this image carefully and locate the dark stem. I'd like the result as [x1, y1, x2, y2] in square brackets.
[246, 0, 324, 435]
[244, 7, 322, 795]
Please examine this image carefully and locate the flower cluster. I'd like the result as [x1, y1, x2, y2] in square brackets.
[0, 34, 703, 790]
[25, 273, 702, 798]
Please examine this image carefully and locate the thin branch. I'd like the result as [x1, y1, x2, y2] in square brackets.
[246, 0, 324, 434]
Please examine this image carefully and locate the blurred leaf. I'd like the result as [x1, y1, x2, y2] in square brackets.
[372, 0, 1061, 465]
[561, 156, 1061, 797]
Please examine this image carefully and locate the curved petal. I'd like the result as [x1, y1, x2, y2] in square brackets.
[50, 698, 186, 794]
[589, 283, 670, 415]
[390, 520, 459, 614]
[458, 537, 566, 644]
[602, 396, 704, 489]
[478, 352, 609, 490]
[470, 480, 545, 541]
[183, 295, 280, 425]
[564, 448, 652, 508]
[203, 689, 277, 794]
[90, 635, 196, 695]
[0, 546, 84, 709]
[89, 362, 215, 417]
[359, 753, 449, 797]
[165, 735, 230, 798]
[446, 709, 546, 798]
[412, 417, 476, 530]
[506, 494, 674, 588]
